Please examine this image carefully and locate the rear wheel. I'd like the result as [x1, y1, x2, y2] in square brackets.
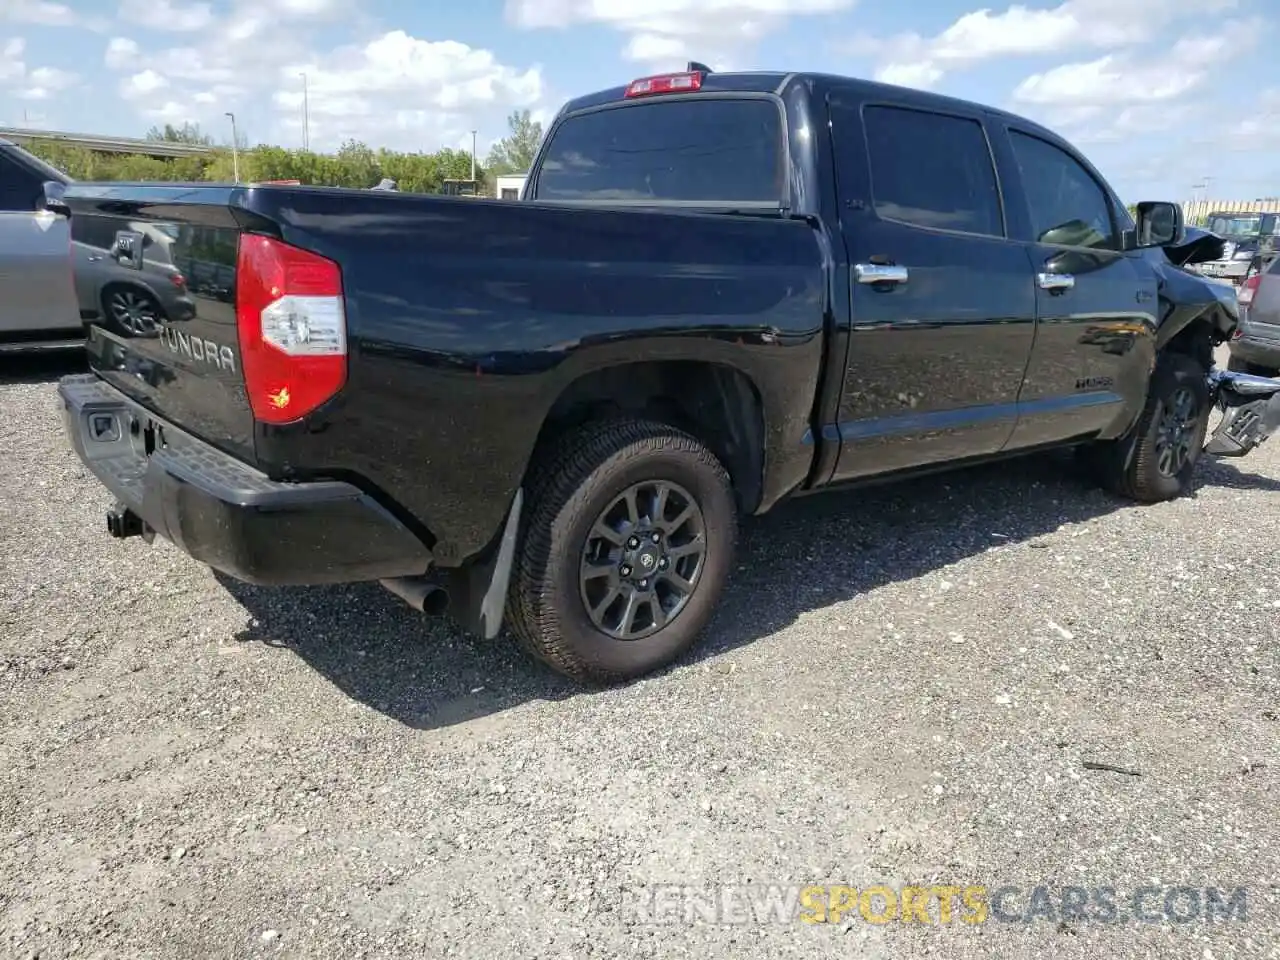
[103, 286, 161, 337]
[1089, 351, 1211, 502]
[507, 418, 736, 684]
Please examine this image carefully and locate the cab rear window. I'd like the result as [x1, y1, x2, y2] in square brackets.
[533, 98, 785, 204]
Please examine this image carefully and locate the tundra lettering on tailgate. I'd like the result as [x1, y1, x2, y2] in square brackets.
[159, 325, 236, 373]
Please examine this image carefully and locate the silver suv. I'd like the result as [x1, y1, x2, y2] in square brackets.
[0, 138, 81, 351]
[71, 214, 196, 337]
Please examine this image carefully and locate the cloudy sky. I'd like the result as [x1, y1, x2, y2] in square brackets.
[1, 0, 1276, 200]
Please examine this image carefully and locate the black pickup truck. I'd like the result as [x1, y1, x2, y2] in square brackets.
[56, 68, 1280, 684]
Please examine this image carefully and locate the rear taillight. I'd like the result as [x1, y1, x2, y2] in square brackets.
[235, 234, 346, 424]
[624, 71, 703, 98]
[1239, 274, 1261, 307]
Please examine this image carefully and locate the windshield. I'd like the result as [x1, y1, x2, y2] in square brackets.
[533, 97, 785, 205]
[1208, 214, 1278, 239]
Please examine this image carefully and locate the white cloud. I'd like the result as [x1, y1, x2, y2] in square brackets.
[507, 0, 855, 69]
[271, 30, 544, 148]
[876, 61, 943, 91]
[0, 0, 78, 27]
[869, 0, 1240, 89]
[142, 100, 195, 123]
[1013, 54, 1200, 107]
[1224, 87, 1280, 151]
[99, 0, 548, 154]
[1010, 18, 1261, 145]
[120, 68, 170, 100]
[117, 0, 215, 32]
[1015, 18, 1259, 108]
[0, 37, 25, 82]
[0, 34, 77, 101]
[105, 36, 140, 69]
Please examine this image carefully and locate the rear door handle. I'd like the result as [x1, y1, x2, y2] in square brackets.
[86, 255, 104, 262]
[1037, 272, 1075, 293]
[855, 263, 909, 285]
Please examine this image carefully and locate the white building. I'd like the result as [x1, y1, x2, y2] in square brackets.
[494, 174, 527, 200]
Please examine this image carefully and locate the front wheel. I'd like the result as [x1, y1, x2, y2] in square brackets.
[1088, 352, 1211, 502]
[507, 418, 737, 685]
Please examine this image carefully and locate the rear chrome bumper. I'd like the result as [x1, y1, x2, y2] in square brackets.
[58, 374, 434, 586]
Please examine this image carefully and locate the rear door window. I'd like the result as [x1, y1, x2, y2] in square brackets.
[859, 105, 1004, 237]
[534, 98, 785, 204]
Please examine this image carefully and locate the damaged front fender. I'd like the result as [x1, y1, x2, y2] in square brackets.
[1152, 240, 1241, 349]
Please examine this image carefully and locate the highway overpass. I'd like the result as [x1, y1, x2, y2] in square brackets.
[0, 126, 214, 158]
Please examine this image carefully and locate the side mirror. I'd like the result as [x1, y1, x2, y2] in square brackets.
[42, 180, 70, 217]
[1134, 200, 1184, 248]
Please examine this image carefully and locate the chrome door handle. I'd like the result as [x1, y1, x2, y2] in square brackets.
[855, 263, 909, 285]
[87, 255, 104, 262]
[1038, 272, 1075, 293]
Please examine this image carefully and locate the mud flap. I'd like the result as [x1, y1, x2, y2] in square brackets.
[1204, 370, 1280, 457]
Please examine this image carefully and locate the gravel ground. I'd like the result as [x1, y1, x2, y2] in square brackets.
[2, 349, 1278, 960]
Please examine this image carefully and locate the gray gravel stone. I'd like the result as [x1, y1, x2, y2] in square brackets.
[1, 349, 1277, 959]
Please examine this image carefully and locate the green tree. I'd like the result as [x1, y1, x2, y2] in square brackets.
[22, 133, 497, 193]
[145, 122, 213, 146]
[485, 109, 542, 176]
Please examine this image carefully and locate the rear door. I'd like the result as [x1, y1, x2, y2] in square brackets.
[993, 126, 1157, 449]
[0, 146, 79, 336]
[825, 91, 1037, 482]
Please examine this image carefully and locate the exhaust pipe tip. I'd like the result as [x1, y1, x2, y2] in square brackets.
[380, 576, 449, 616]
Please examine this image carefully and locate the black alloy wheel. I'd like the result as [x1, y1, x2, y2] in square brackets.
[578, 479, 707, 641]
[1153, 386, 1200, 478]
[507, 417, 737, 685]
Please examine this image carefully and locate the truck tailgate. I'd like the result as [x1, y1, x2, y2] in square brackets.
[66, 185, 256, 463]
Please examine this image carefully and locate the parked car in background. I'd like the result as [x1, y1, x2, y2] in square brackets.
[1229, 258, 1280, 376]
[71, 213, 196, 337]
[1194, 210, 1279, 284]
[0, 138, 81, 352]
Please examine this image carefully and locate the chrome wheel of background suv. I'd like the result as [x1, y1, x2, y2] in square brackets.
[105, 288, 160, 337]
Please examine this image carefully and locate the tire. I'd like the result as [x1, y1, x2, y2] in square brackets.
[507, 418, 737, 685]
[1090, 351, 1211, 503]
[102, 285, 162, 337]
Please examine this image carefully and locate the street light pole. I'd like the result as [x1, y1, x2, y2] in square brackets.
[300, 73, 310, 151]
[470, 129, 477, 182]
[225, 111, 240, 183]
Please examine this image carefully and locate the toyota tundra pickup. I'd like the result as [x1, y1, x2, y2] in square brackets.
[57, 68, 1280, 684]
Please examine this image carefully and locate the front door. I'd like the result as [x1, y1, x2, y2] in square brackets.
[825, 93, 1038, 482]
[996, 127, 1157, 449]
